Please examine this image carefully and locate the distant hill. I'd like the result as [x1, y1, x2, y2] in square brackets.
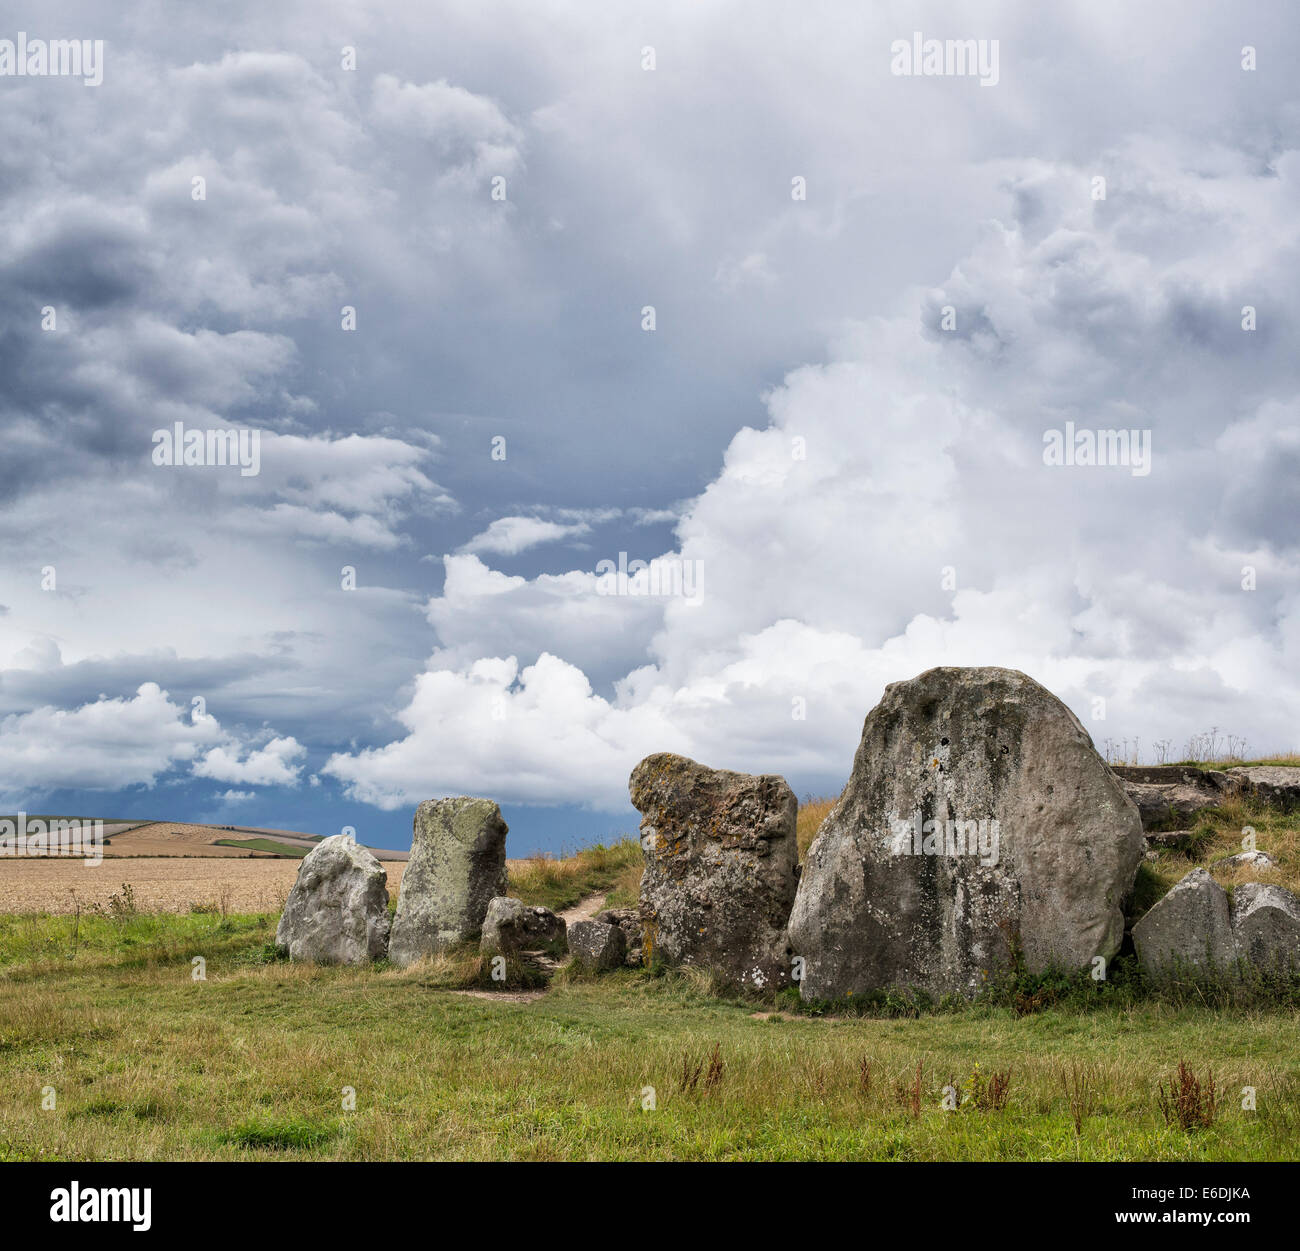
[0, 819, 409, 861]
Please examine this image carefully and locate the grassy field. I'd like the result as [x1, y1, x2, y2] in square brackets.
[213, 838, 310, 858]
[0, 908, 1296, 1161]
[2, 803, 1297, 1163]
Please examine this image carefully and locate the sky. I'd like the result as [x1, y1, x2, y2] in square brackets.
[0, 1, 1297, 853]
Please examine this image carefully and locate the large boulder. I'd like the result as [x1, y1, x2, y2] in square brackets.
[1132, 868, 1238, 976]
[631, 752, 798, 991]
[275, 835, 391, 964]
[788, 667, 1145, 999]
[479, 896, 565, 954]
[1231, 883, 1300, 972]
[388, 797, 508, 966]
[568, 919, 626, 971]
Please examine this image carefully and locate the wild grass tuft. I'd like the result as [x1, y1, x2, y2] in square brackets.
[508, 839, 642, 913]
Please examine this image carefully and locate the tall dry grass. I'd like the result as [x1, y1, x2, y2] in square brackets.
[796, 796, 839, 859]
[1142, 794, 1300, 904]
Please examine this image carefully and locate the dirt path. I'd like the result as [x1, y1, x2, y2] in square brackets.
[559, 891, 608, 925]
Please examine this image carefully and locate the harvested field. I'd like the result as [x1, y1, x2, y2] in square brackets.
[0, 815, 599, 916]
[0, 856, 408, 915]
[102, 822, 289, 858]
[0, 854, 547, 915]
[0, 819, 407, 862]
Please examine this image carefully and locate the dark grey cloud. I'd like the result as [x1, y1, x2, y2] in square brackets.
[1, 0, 1298, 827]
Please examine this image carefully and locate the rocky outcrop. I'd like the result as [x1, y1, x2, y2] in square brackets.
[568, 919, 626, 971]
[1113, 765, 1233, 788]
[595, 907, 644, 966]
[275, 835, 391, 964]
[1112, 767, 1232, 830]
[1132, 868, 1237, 975]
[388, 797, 508, 966]
[1213, 850, 1279, 873]
[479, 896, 565, 954]
[1224, 766, 1300, 810]
[788, 667, 1145, 999]
[1231, 883, 1300, 972]
[1115, 764, 1300, 824]
[631, 752, 798, 991]
[1145, 829, 1199, 853]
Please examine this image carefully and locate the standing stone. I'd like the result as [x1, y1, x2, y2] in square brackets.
[388, 797, 508, 966]
[480, 896, 565, 954]
[1132, 868, 1238, 976]
[568, 919, 626, 971]
[788, 667, 1145, 999]
[631, 752, 798, 991]
[275, 835, 390, 965]
[1231, 883, 1300, 972]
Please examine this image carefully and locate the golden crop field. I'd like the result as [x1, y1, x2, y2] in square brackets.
[0, 857, 408, 916]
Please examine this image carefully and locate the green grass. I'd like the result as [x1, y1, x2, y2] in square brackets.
[219, 1116, 342, 1151]
[507, 839, 642, 913]
[213, 838, 309, 858]
[0, 911, 272, 973]
[0, 910, 1297, 1160]
[1140, 795, 1300, 902]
